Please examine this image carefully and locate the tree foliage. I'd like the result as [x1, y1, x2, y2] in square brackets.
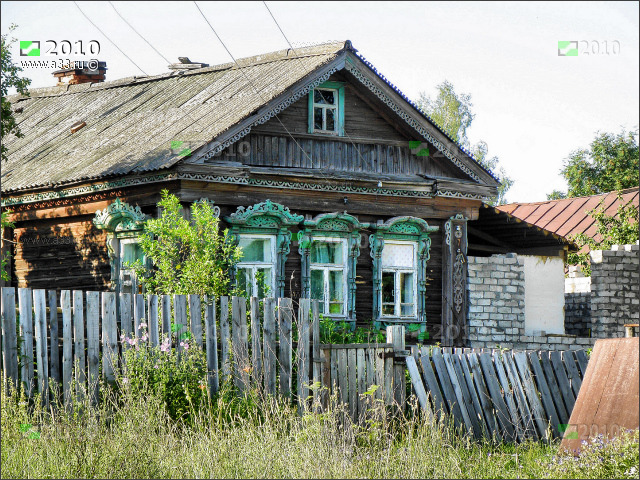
[1, 209, 14, 281]
[552, 129, 639, 199]
[416, 80, 513, 205]
[131, 190, 242, 297]
[1, 24, 31, 163]
[568, 194, 639, 275]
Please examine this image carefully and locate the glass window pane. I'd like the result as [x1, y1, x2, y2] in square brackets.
[256, 267, 272, 298]
[382, 304, 395, 315]
[321, 90, 335, 105]
[329, 302, 343, 314]
[314, 90, 325, 104]
[314, 107, 323, 129]
[326, 108, 335, 131]
[382, 243, 414, 268]
[400, 304, 414, 316]
[310, 241, 343, 264]
[400, 272, 414, 304]
[329, 270, 343, 303]
[236, 267, 251, 296]
[310, 269, 324, 301]
[239, 237, 272, 263]
[382, 272, 395, 304]
[122, 242, 143, 265]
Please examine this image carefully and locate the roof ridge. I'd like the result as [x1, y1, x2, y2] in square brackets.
[8, 40, 350, 101]
[500, 186, 640, 208]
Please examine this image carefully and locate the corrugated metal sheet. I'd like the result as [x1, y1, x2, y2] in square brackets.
[1, 42, 347, 193]
[497, 188, 639, 244]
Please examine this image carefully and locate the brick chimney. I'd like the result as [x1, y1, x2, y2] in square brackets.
[53, 61, 107, 85]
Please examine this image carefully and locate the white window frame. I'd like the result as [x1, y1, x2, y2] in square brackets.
[309, 236, 348, 317]
[119, 237, 143, 295]
[380, 240, 418, 319]
[236, 233, 277, 298]
[312, 88, 339, 134]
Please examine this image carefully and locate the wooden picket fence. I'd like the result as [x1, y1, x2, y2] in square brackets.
[406, 346, 589, 442]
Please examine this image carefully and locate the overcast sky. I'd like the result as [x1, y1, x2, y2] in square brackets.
[2, 1, 638, 203]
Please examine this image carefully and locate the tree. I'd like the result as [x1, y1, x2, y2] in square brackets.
[550, 129, 639, 199]
[415, 80, 514, 205]
[1, 24, 31, 163]
[131, 190, 242, 297]
[1, 209, 14, 281]
[546, 190, 567, 200]
[568, 194, 639, 275]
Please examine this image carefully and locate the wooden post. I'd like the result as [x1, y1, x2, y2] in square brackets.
[278, 297, 293, 397]
[17, 287, 34, 395]
[2, 287, 19, 393]
[441, 215, 468, 347]
[204, 295, 219, 396]
[386, 325, 405, 407]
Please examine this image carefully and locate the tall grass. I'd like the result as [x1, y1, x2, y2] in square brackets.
[1, 375, 638, 479]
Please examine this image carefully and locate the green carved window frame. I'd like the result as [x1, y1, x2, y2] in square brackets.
[224, 200, 303, 299]
[297, 212, 368, 325]
[369, 216, 439, 331]
[308, 81, 345, 136]
[93, 198, 148, 295]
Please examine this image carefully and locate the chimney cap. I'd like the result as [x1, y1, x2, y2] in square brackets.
[169, 58, 209, 71]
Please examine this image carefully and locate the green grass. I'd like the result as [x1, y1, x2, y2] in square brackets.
[1, 377, 638, 479]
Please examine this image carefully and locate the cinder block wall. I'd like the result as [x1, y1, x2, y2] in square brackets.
[590, 243, 639, 338]
[564, 292, 591, 336]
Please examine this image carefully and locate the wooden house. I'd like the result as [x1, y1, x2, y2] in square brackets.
[1, 41, 572, 345]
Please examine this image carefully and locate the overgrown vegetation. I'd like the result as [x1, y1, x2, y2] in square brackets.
[2, 370, 638, 479]
[1, 209, 14, 281]
[568, 193, 639, 275]
[130, 190, 242, 297]
[319, 315, 386, 344]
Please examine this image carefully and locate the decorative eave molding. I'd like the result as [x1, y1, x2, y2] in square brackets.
[302, 211, 369, 231]
[370, 216, 439, 234]
[1, 170, 495, 207]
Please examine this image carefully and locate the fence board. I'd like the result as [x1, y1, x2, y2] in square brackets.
[527, 351, 561, 438]
[189, 294, 202, 348]
[356, 348, 366, 420]
[148, 295, 159, 347]
[562, 350, 583, 398]
[134, 294, 145, 339]
[298, 298, 310, 406]
[61, 290, 72, 405]
[548, 351, 575, 415]
[17, 288, 34, 395]
[374, 347, 384, 402]
[204, 296, 219, 396]
[574, 350, 589, 378]
[477, 353, 514, 442]
[33, 289, 49, 405]
[443, 353, 477, 436]
[250, 297, 262, 388]
[263, 298, 276, 395]
[232, 296, 249, 391]
[220, 296, 230, 379]
[338, 348, 347, 405]
[2, 288, 19, 392]
[278, 297, 293, 397]
[513, 351, 549, 440]
[348, 348, 357, 418]
[174, 295, 187, 356]
[432, 349, 464, 428]
[72, 290, 85, 401]
[503, 352, 537, 440]
[48, 290, 60, 386]
[101, 292, 117, 384]
[455, 353, 488, 437]
[493, 353, 525, 442]
[312, 300, 321, 407]
[466, 353, 499, 438]
[418, 348, 447, 420]
[406, 355, 429, 415]
[119, 293, 133, 347]
[86, 291, 100, 405]
[161, 295, 171, 340]
[536, 351, 569, 425]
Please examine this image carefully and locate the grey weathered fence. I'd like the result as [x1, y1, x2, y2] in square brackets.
[406, 346, 589, 442]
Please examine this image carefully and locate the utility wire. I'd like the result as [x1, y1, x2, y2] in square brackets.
[193, 0, 317, 169]
[107, 1, 172, 65]
[73, 1, 148, 76]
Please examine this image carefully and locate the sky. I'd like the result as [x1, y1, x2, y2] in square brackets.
[2, 1, 638, 203]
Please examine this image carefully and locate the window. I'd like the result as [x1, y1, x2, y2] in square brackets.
[309, 238, 347, 316]
[236, 235, 276, 298]
[119, 238, 145, 294]
[380, 241, 417, 318]
[308, 81, 345, 136]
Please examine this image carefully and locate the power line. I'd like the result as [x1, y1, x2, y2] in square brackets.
[107, 1, 172, 65]
[262, 1, 370, 173]
[193, 0, 317, 169]
[73, 1, 148, 76]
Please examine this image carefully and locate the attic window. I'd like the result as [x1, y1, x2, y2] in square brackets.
[308, 81, 344, 136]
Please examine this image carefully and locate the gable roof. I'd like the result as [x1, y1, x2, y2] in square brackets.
[496, 187, 639, 244]
[2, 40, 499, 196]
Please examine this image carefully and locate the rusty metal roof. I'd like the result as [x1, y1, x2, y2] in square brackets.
[497, 187, 639, 244]
[1, 42, 348, 193]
